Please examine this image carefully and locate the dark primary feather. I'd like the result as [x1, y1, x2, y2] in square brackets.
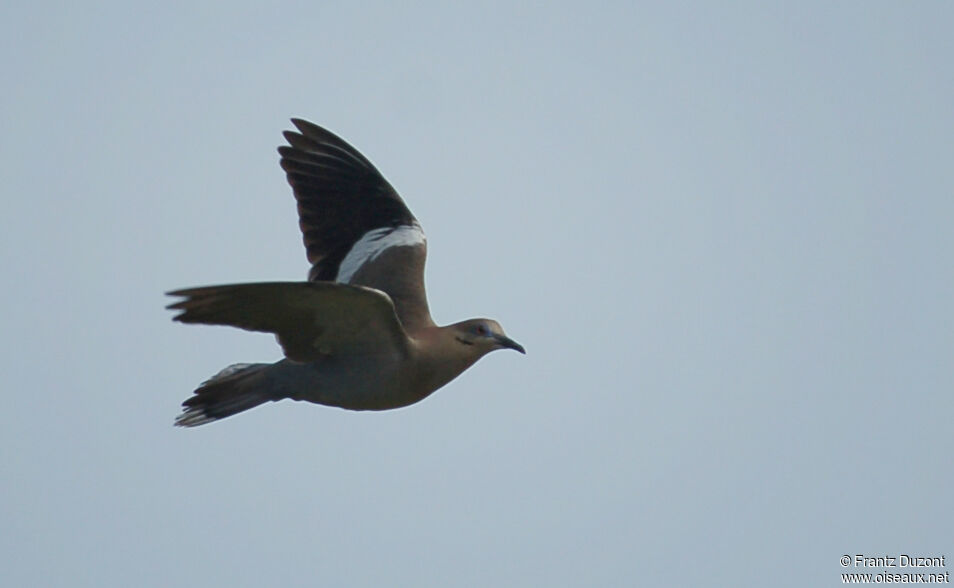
[279, 119, 417, 282]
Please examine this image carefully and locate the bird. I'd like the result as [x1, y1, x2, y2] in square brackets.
[166, 119, 525, 427]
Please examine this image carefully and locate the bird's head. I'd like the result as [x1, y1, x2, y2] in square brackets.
[451, 319, 525, 356]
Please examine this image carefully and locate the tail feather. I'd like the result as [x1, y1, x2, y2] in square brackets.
[175, 363, 274, 427]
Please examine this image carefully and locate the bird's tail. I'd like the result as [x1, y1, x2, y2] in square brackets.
[175, 363, 275, 427]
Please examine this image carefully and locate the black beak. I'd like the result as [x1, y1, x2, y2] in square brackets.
[494, 334, 526, 354]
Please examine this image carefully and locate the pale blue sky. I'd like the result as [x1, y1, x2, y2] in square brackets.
[2, 2, 952, 586]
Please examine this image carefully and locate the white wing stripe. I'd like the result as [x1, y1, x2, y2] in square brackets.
[336, 223, 426, 283]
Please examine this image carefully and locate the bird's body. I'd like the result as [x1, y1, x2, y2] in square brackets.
[168, 119, 523, 426]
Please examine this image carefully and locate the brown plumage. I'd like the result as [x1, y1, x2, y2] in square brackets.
[167, 119, 524, 427]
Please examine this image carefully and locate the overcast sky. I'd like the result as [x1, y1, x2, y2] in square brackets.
[2, 2, 952, 586]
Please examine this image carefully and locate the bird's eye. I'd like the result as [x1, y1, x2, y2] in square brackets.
[475, 323, 489, 336]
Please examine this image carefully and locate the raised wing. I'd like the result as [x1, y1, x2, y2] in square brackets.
[166, 282, 409, 361]
[278, 119, 433, 330]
